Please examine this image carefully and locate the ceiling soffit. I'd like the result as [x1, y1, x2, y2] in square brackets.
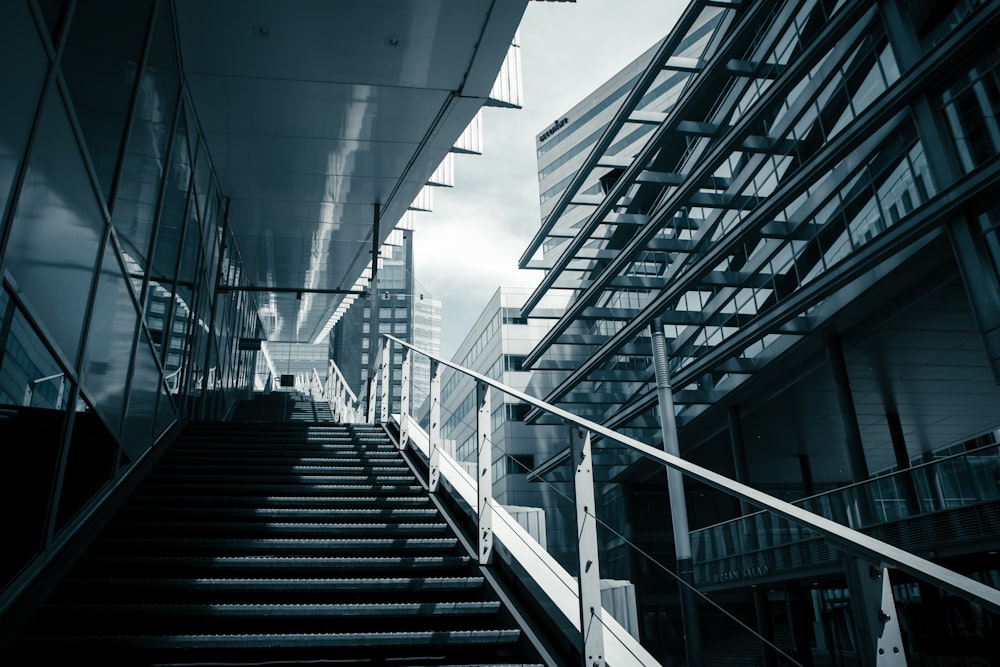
[173, 0, 526, 342]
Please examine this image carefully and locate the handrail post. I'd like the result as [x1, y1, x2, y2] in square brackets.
[428, 359, 442, 492]
[476, 380, 493, 565]
[380, 335, 392, 424]
[399, 346, 411, 450]
[570, 425, 605, 667]
[366, 337, 383, 424]
[845, 558, 908, 667]
[650, 319, 702, 667]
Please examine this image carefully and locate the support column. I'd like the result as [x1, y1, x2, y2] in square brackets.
[730, 405, 776, 667]
[728, 406, 754, 517]
[651, 319, 702, 667]
[886, 411, 921, 516]
[798, 454, 815, 497]
[826, 334, 869, 484]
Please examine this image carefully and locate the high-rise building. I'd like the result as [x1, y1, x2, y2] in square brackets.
[518, 0, 1000, 663]
[433, 286, 575, 560]
[328, 228, 442, 415]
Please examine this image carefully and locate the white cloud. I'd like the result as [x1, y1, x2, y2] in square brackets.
[413, 0, 688, 359]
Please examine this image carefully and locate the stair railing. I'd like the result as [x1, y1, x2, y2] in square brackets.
[319, 358, 362, 423]
[23, 372, 65, 408]
[372, 334, 1000, 667]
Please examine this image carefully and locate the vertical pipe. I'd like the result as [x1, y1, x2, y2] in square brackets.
[729, 405, 776, 667]
[650, 319, 702, 667]
[476, 380, 493, 564]
[366, 202, 381, 419]
[569, 425, 605, 667]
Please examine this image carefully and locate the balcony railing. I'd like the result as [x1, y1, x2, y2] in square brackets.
[316, 334, 1000, 667]
[691, 441, 1000, 587]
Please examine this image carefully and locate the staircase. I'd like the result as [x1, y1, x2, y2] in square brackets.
[3, 420, 546, 665]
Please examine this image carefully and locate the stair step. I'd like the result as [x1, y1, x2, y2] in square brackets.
[40, 601, 502, 618]
[2, 417, 543, 665]
[116, 506, 440, 520]
[137, 482, 427, 495]
[153, 463, 410, 474]
[80, 554, 472, 573]
[58, 576, 486, 593]
[17, 629, 522, 650]
[104, 520, 451, 537]
[92, 536, 460, 555]
[159, 453, 402, 465]
[126, 493, 433, 507]
[142, 473, 418, 484]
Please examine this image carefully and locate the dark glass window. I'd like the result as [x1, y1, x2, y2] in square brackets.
[62, 0, 155, 201]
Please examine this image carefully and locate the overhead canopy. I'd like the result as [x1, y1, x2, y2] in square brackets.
[174, 0, 527, 343]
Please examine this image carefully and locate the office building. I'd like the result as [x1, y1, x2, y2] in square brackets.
[328, 227, 442, 415]
[518, 0, 1000, 664]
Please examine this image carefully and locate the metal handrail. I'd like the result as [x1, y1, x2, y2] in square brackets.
[318, 359, 362, 423]
[380, 333, 1000, 617]
[23, 372, 65, 407]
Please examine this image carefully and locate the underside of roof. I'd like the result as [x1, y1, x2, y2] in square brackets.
[173, 0, 527, 344]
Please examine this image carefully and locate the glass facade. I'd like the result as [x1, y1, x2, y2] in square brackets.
[0, 0, 260, 593]
[517, 0, 1000, 663]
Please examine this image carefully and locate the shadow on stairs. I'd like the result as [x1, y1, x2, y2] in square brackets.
[0, 421, 549, 666]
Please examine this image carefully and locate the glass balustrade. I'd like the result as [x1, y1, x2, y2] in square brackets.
[691, 441, 1000, 567]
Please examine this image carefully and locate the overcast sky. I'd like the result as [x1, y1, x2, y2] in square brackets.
[412, 0, 687, 359]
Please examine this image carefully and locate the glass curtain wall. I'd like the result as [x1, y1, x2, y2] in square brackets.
[0, 0, 260, 594]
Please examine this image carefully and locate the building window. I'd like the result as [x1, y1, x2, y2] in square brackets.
[506, 454, 534, 474]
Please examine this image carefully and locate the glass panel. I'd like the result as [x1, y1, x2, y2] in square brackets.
[83, 243, 138, 435]
[0, 293, 68, 589]
[54, 395, 118, 531]
[0, 1, 47, 230]
[145, 106, 191, 358]
[154, 375, 176, 440]
[121, 329, 160, 459]
[111, 3, 181, 293]
[61, 0, 154, 201]
[5, 90, 104, 367]
[36, 0, 71, 45]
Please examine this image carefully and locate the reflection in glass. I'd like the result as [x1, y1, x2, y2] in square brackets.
[5, 90, 104, 368]
[83, 243, 138, 435]
[111, 3, 181, 295]
[61, 0, 154, 201]
[121, 330, 163, 459]
[0, 1, 47, 230]
[146, 106, 191, 358]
